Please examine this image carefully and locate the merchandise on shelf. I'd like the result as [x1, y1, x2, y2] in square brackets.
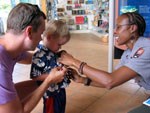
[52, 0, 109, 32]
[65, 0, 94, 30]
[92, 0, 109, 33]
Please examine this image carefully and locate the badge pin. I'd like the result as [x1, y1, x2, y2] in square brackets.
[133, 48, 144, 58]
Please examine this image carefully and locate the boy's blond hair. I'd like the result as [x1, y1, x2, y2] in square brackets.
[43, 19, 70, 40]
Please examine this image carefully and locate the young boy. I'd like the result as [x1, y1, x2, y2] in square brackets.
[30, 19, 71, 113]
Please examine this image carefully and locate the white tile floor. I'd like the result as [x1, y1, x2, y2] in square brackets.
[13, 33, 149, 113]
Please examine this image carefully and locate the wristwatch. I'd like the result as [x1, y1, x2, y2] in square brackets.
[84, 77, 92, 86]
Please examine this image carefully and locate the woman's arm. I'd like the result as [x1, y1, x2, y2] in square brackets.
[59, 52, 138, 89]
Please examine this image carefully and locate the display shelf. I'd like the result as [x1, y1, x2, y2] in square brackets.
[54, 0, 109, 35]
[55, 0, 95, 31]
[92, 0, 109, 33]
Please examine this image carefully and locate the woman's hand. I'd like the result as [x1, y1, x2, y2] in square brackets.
[66, 68, 84, 83]
[58, 52, 84, 73]
[58, 52, 75, 66]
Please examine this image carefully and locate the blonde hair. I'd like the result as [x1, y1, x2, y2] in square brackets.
[43, 19, 70, 40]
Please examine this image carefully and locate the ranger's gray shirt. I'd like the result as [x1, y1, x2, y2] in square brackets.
[116, 37, 150, 90]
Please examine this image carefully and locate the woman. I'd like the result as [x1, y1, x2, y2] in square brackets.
[59, 12, 150, 91]
[59, 12, 150, 113]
